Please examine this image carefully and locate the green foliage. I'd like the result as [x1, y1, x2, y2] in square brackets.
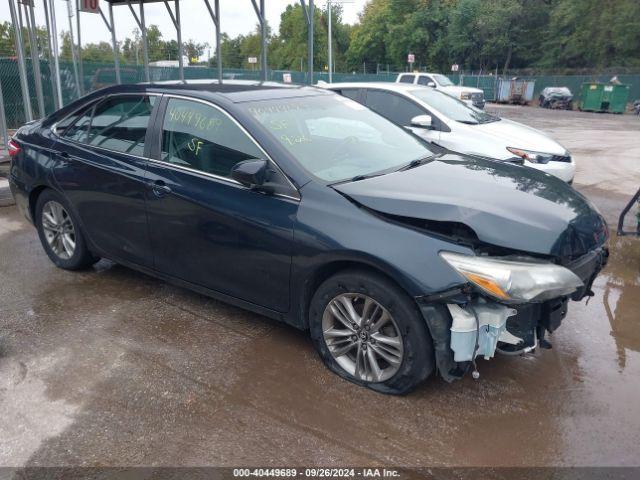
[346, 0, 640, 72]
[3, 0, 639, 74]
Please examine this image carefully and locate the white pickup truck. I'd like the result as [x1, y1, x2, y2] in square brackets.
[396, 72, 485, 109]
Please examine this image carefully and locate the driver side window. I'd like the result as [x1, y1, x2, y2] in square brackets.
[160, 98, 264, 179]
[364, 90, 424, 127]
[417, 76, 433, 86]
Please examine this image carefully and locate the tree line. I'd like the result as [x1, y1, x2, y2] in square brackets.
[1, 0, 639, 74]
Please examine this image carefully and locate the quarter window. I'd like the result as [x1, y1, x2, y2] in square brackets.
[160, 98, 264, 179]
[61, 105, 94, 142]
[62, 95, 155, 155]
[364, 90, 424, 126]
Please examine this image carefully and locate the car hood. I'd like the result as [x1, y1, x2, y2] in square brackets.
[333, 154, 607, 258]
[473, 118, 566, 156]
[442, 85, 483, 95]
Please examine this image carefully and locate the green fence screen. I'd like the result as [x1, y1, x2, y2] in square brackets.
[1, 58, 637, 129]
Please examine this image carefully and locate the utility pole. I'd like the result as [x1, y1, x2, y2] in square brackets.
[327, 0, 332, 83]
[66, 0, 81, 98]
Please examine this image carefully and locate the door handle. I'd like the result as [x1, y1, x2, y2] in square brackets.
[151, 180, 172, 197]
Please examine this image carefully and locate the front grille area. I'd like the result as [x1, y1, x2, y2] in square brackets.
[550, 154, 572, 163]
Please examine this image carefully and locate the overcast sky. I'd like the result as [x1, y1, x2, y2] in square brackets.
[2, 0, 367, 59]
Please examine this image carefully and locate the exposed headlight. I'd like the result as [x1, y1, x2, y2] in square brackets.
[506, 147, 554, 164]
[439, 251, 583, 303]
[460, 92, 472, 100]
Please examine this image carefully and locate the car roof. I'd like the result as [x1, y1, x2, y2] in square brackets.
[93, 80, 330, 103]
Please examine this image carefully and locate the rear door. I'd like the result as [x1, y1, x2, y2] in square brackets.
[144, 96, 298, 312]
[53, 94, 159, 267]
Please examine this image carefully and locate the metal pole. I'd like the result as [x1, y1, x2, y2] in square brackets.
[76, 0, 84, 95]
[139, 2, 150, 82]
[175, 0, 184, 82]
[215, 0, 221, 83]
[27, 1, 46, 117]
[309, 0, 314, 84]
[328, 0, 332, 83]
[9, 0, 33, 122]
[108, 3, 121, 84]
[204, 0, 222, 83]
[49, 0, 63, 106]
[43, 0, 60, 110]
[0, 77, 9, 149]
[67, 0, 81, 98]
[260, 0, 266, 81]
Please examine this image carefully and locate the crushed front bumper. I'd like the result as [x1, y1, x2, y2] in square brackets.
[416, 246, 608, 381]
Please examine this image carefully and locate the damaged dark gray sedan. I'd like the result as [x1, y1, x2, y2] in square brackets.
[9, 82, 608, 394]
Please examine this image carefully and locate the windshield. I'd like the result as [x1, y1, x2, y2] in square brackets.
[432, 74, 454, 86]
[410, 88, 498, 125]
[243, 95, 433, 183]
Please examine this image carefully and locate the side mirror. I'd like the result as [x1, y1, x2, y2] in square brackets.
[410, 114, 433, 129]
[427, 81, 436, 88]
[231, 159, 272, 191]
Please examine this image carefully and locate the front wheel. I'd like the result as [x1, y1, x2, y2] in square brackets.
[35, 189, 99, 270]
[309, 270, 434, 395]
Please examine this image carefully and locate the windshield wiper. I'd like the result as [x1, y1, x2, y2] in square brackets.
[458, 120, 480, 125]
[397, 156, 433, 172]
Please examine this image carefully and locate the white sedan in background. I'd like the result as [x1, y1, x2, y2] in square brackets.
[321, 82, 576, 183]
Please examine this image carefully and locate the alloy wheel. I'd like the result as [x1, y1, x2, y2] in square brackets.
[322, 293, 404, 383]
[41, 201, 76, 260]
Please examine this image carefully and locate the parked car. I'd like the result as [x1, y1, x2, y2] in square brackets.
[323, 82, 576, 183]
[539, 87, 573, 110]
[396, 72, 485, 109]
[8, 81, 607, 394]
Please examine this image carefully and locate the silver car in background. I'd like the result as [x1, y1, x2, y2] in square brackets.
[323, 82, 576, 183]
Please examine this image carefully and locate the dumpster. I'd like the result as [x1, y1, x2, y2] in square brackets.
[496, 78, 535, 104]
[579, 83, 630, 113]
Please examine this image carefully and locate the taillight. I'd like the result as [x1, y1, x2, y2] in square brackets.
[7, 139, 20, 157]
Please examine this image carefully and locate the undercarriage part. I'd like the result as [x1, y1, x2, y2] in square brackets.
[417, 303, 459, 383]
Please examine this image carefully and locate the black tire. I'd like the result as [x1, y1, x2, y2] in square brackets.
[309, 269, 434, 395]
[35, 189, 99, 270]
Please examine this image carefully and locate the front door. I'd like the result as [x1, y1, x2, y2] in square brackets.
[362, 89, 442, 145]
[144, 97, 297, 312]
[53, 94, 158, 267]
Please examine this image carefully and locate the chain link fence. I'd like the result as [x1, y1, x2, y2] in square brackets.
[1, 58, 638, 129]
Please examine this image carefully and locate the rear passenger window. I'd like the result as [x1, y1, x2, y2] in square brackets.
[86, 96, 156, 156]
[160, 98, 264, 179]
[364, 90, 424, 126]
[339, 89, 363, 102]
[61, 105, 94, 142]
[398, 75, 415, 84]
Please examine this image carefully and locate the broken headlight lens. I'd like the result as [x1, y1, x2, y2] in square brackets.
[506, 147, 554, 164]
[439, 251, 584, 303]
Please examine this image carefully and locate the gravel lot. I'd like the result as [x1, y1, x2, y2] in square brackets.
[1, 105, 639, 469]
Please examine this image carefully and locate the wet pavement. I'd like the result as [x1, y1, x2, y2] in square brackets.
[1, 107, 640, 468]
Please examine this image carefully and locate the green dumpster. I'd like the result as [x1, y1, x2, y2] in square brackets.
[580, 82, 630, 113]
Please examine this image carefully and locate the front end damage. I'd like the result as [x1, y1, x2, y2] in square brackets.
[332, 154, 610, 381]
[416, 247, 608, 382]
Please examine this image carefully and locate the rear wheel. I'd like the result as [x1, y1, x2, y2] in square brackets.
[309, 270, 434, 395]
[35, 189, 99, 270]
